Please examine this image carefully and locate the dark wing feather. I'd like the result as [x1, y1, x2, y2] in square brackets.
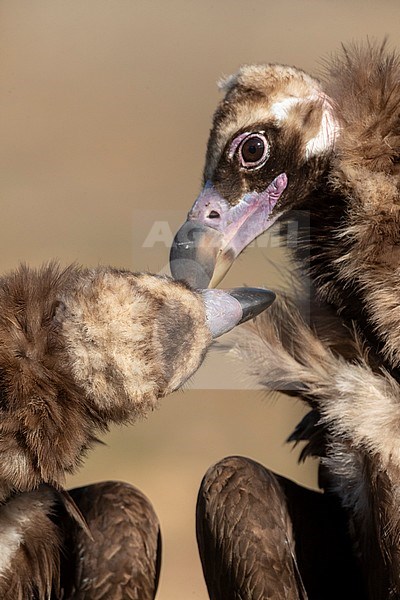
[61, 481, 161, 600]
[196, 456, 367, 600]
[196, 456, 306, 600]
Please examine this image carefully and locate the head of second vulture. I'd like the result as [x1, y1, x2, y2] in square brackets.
[170, 64, 339, 288]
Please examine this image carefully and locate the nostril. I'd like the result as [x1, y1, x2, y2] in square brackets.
[207, 210, 220, 219]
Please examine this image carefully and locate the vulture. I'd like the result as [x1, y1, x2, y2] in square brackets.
[171, 41, 400, 599]
[0, 261, 274, 599]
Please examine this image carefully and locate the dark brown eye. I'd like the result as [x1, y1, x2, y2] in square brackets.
[237, 133, 269, 169]
[241, 136, 264, 160]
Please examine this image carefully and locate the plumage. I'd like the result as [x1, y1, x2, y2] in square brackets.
[172, 41, 400, 598]
[197, 456, 365, 600]
[0, 261, 272, 597]
[61, 482, 161, 600]
[0, 263, 212, 503]
[0, 486, 61, 600]
[196, 456, 306, 600]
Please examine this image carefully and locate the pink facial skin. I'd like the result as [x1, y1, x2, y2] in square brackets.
[170, 173, 288, 288]
[188, 173, 288, 257]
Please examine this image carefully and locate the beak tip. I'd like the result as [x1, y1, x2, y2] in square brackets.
[201, 286, 276, 339]
[228, 287, 276, 324]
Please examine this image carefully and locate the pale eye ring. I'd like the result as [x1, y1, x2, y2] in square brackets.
[229, 132, 270, 170]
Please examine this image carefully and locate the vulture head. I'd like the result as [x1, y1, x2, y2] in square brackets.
[0, 264, 275, 598]
[0, 265, 274, 504]
[171, 42, 400, 362]
[170, 64, 339, 287]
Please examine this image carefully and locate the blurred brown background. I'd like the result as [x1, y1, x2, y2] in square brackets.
[1, 1, 400, 597]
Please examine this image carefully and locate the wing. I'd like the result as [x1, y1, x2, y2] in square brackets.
[196, 455, 306, 600]
[196, 456, 366, 600]
[61, 481, 161, 600]
[0, 482, 161, 600]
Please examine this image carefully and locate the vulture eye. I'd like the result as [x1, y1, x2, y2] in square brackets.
[229, 132, 270, 170]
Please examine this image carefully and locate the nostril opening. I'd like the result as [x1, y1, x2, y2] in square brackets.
[207, 210, 220, 219]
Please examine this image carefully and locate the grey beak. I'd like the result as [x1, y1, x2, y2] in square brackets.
[170, 221, 223, 289]
[227, 288, 276, 324]
[202, 287, 276, 339]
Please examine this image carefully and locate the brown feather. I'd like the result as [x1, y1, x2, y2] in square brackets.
[0, 485, 61, 600]
[61, 481, 161, 600]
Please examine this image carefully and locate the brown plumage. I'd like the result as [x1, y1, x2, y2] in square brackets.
[0, 482, 161, 600]
[0, 261, 272, 598]
[61, 482, 161, 600]
[0, 262, 210, 599]
[0, 263, 213, 501]
[172, 41, 400, 598]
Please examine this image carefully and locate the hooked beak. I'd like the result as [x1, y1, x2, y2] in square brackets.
[202, 287, 276, 338]
[170, 173, 288, 288]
